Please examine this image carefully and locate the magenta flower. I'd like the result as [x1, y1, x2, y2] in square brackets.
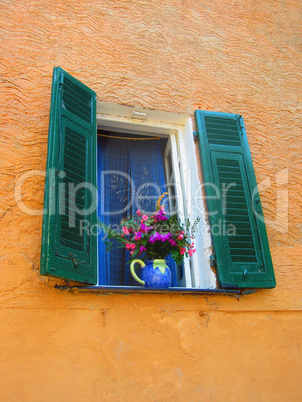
[169, 239, 177, 246]
[154, 210, 168, 222]
[140, 245, 147, 253]
[141, 223, 152, 233]
[134, 232, 142, 241]
[149, 232, 160, 243]
[149, 232, 172, 243]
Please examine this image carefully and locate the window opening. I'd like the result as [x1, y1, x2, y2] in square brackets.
[97, 129, 181, 286]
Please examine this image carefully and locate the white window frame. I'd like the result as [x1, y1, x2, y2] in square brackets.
[96, 101, 216, 289]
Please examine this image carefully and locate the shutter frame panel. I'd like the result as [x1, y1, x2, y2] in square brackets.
[41, 67, 97, 284]
[195, 110, 276, 289]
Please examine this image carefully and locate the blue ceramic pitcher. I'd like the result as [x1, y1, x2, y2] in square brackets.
[130, 259, 172, 288]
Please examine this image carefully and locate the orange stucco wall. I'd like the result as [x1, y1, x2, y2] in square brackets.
[1, 0, 302, 400]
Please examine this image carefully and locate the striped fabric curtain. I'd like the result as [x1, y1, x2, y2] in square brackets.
[97, 134, 177, 286]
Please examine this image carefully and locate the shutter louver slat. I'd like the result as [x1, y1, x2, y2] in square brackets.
[214, 156, 258, 264]
[205, 116, 241, 146]
[62, 78, 92, 123]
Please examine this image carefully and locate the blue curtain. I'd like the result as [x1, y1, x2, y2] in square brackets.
[97, 134, 178, 286]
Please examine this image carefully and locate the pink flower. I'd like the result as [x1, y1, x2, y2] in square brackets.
[122, 227, 130, 235]
[130, 250, 135, 255]
[140, 245, 147, 253]
[126, 243, 135, 250]
[142, 215, 148, 221]
[136, 210, 141, 216]
[178, 234, 184, 240]
[180, 247, 186, 255]
[188, 249, 194, 257]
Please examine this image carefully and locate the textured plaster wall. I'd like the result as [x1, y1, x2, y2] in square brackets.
[0, 0, 301, 400]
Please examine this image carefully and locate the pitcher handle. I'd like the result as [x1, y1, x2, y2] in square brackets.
[130, 259, 146, 285]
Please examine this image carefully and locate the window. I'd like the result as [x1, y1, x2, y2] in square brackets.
[40, 67, 276, 290]
[95, 104, 211, 289]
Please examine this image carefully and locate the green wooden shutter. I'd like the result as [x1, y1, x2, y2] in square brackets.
[195, 110, 276, 289]
[40, 67, 97, 284]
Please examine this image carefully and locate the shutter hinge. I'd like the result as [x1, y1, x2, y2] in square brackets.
[193, 131, 198, 142]
[239, 116, 244, 136]
[59, 70, 64, 86]
[58, 72, 64, 94]
[210, 254, 216, 268]
[241, 290, 257, 295]
[68, 253, 79, 268]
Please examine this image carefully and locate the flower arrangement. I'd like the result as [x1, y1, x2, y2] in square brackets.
[102, 194, 199, 265]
